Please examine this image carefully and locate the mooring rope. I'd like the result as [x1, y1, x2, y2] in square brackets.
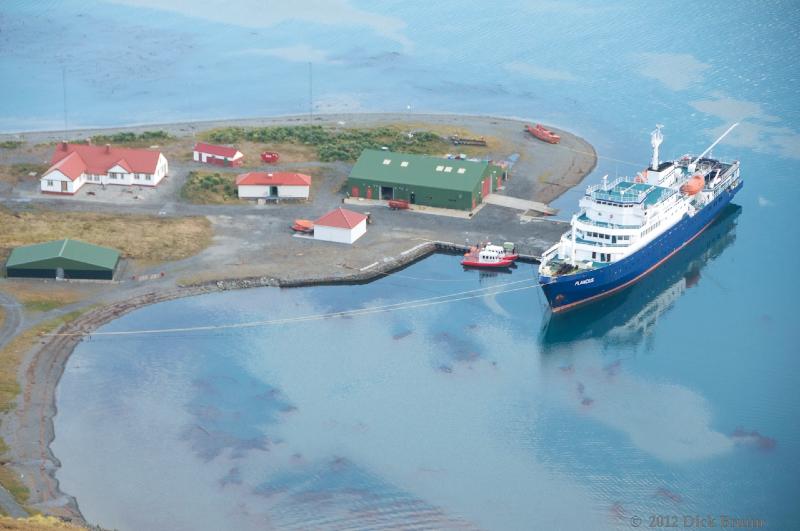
[47, 279, 538, 337]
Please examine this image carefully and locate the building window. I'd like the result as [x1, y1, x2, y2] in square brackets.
[382, 159, 391, 165]
[146, 175, 152, 181]
[400, 161, 409, 167]
[457, 168, 466, 174]
[47, 180, 54, 186]
[444, 166, 453, 172]
[435, 165, 444, 172]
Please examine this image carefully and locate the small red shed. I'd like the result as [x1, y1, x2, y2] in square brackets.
[193, 142, 244, 167]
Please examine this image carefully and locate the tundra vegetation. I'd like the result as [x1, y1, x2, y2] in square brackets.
[204, 125, 449, 162]
[181, 171, 241, 204]
[0, 207, 212, 264]
[89, 130, 172, 146]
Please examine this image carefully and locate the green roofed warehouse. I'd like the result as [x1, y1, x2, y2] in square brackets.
[347, 149, 504, 211]
[5, 239, 120, 280]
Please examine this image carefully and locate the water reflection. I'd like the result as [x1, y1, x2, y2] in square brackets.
[539, 205, 742, 350]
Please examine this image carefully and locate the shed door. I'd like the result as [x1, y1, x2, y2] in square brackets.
[351, 186, 359, 198]
[482, 177, 490, 197]
[366, 187, 373, 199]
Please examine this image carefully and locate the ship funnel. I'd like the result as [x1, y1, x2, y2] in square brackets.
[650, 124, 664, 170]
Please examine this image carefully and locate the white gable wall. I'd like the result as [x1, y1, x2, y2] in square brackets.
[40, 169, 86, 194]
[314, 219, 366, 244]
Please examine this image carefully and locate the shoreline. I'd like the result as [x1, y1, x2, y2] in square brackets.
[0, 111, 593, 141]
[7, 240, 510, 524]
[0, 112, 595, 526]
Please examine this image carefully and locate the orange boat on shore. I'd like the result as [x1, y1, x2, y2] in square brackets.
[526, 124, 561, 144]
[291, 219, 314, 233]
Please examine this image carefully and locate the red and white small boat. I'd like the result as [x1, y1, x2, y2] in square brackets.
[461, 243, 517, 268]
[526, 124, 561, 144]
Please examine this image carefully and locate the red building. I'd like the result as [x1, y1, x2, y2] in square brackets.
[192, 142, 244, 167]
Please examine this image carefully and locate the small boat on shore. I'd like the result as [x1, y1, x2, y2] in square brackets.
[388, 199, 410, 210]
[526, 124, 561, 144]
[291, 219, 314, 233]
[461, 243, 517, 268]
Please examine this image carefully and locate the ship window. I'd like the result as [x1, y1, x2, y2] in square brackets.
[436, 165, 444, 171]
[457, 168, 466, 174]
[444, 166, 453, 172]
[592, 252, 596, 259]
[383, 159, 391, 165]
[400, 161, 409, 167]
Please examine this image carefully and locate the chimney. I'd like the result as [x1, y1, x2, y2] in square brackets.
[60, 141, 68, 151]
[105, 143, 111, 153]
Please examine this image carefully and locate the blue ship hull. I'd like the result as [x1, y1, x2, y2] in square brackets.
[538, 181, 743, 312]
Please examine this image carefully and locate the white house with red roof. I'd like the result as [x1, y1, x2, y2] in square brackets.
[193, 142, 244, 167]
[313, 208, 367, 244]
[40, 142, 168, 195]
[236, 172, 311, 200]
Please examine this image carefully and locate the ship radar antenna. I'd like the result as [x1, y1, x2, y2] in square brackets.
[650, 124, 664, 171]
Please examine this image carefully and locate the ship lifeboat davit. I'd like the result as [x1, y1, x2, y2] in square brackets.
[680, 174, 704, 195]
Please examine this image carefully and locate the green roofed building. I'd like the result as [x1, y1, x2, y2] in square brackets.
[5, 239, 120, 280]
[347, 149, 504, 211]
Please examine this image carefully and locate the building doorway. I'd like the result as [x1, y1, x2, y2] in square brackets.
[61, 181, 68, 193]
[409, 192, 416, 204]
[269, 186, 278, 197]
[380, 186, 394, 200]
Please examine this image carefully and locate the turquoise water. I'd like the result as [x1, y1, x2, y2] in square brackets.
[53, 206, 798, 530]
[3, 0, 796, 529]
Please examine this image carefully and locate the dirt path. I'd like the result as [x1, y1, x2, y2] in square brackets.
[0, 292, 22, 348]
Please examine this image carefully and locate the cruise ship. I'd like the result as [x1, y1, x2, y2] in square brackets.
[538, 124, 743, 312]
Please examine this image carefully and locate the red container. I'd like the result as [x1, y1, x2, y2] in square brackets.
[261, 151, 280, 163]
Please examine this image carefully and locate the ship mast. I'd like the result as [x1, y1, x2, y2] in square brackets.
[650, 124, 664, 171]
[689, 123, 739, 172]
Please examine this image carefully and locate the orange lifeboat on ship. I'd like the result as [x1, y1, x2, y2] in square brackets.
[680, 174, 704, 195]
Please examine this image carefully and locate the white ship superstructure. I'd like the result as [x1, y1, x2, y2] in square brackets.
[538, 124, 743, 312]
[540, 125, 741, 276]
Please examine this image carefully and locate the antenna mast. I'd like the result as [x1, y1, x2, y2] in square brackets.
[650, 124, 664, 170]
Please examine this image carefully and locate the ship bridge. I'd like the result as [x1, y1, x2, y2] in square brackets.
[580, 177, 677, 230]
[587, 177, 675, 207]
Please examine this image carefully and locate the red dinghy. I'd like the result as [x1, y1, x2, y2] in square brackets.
[526, 124, 561, 144]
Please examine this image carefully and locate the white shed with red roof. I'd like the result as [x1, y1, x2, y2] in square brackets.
[236, 172, 311, 200]
[41, 142, 168, 195]
[193, 142, 243, 167]
[313, 208, 367, 244]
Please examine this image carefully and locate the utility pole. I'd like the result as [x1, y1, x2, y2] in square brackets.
[62, 66, 68, 135]
[308, 62, 313, 124]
